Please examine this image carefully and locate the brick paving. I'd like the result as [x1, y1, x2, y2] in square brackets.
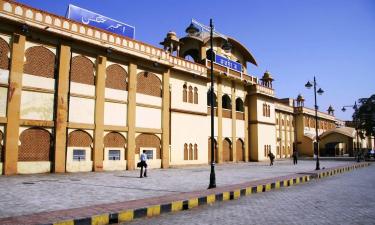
[124, 163, 375, 225]
[0, 160, 356, 224]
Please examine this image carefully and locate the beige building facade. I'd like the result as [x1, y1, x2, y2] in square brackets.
[0, 0, 373, 175]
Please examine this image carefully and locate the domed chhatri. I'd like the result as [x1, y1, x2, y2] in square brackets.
[296, 94, 305, 107]
[260, 70, 274, 88]
[327, 105, 335, 115]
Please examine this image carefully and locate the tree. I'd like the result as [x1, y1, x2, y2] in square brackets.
[353, 94, 375, 137]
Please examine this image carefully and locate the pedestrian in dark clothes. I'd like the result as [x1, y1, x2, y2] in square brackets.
[268, 151, 275, 166]
[292, 149, 298, 165]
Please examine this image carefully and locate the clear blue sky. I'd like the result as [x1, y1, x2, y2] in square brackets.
[16, 0, 375, 120]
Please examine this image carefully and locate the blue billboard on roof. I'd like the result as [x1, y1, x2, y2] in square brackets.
[67, 4, 135, 39]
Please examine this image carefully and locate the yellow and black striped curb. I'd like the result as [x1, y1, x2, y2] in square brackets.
[41, 162, 370, 225]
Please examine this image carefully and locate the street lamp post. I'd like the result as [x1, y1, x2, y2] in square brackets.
[208, 19, 216, 189]
[305, 76, 324, 170]
[186, 19, 231, 189]
[341, 102, 360, 162]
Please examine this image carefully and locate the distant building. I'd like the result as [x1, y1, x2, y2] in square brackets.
[0, 0, 373, 175]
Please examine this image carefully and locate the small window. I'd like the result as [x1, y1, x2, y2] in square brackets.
[144, 150, 154, 160]
[108, 150, 121, 160]
[73, 149, 86, 161]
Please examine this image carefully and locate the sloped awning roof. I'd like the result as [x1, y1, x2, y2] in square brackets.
[319, 127, 356, 139]
[304, 133, 316, 140]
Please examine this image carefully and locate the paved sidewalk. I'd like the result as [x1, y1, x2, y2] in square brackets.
[0, 160, 349, 219]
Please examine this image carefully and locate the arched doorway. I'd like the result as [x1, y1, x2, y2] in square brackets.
[18, 128, 52, 174]
[236, 139, 244, 161]
[223, 138, 232, 162]
[103, 132, 127, 171]
[66, 130, 93, 172]
[208, 138, 218, 163]
[135, 133, 161, 168]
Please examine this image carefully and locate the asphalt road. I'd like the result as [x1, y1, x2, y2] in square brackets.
[124, 164, 375, 225]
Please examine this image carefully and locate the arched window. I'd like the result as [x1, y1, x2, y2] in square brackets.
[222, 94, 231, 109]
[71, 56, 95, 85]
[263, 103, 266, 117]
[136, 72, 162, 97]
[24, 46, 56, 78]
[207, 90, 217, 107]
[183, 84, 187, 102]
[106, 64, 127, 90]
[267, 105, 271, 117]
[135, 133, 161, 159]
[0, 38, 10, 70]
[19, 128, 51, 161]
[188, 86, 193, 103]
[194, 144, 198, 160]
[184, 143, 188, 160]
[235, 98, 244, 112]
[189, 144, 193, 160]
[194, 87, 198, 104]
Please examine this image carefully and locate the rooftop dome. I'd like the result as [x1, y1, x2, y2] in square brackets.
[296, 94, 305, 102]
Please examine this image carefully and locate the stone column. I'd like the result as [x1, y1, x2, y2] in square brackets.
[53, 43, 71, 173]
[126, 63, 137, 170]
[217, 77, 223, 163]
[93, 55, 106, 171]
[244, 95, 249, 162]
[231, 81, 237, 162]
[161, 69, 170, 168]
[4, 34, 25, 175]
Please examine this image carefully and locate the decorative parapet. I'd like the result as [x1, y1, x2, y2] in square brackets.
[0, 0, 206, 76]
[275, 102, 294, 113]
[294, 106, 336, 121]
[248, 84, 275, 97]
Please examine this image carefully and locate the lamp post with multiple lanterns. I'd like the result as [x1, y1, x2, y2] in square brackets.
[305, 76, 324, 170]
[185, 19, 231, 189]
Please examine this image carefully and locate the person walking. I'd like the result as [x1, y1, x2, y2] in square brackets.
[139, 150, 148, 178]
[292, 149, 298, 165]
[267, 151, 275, 166]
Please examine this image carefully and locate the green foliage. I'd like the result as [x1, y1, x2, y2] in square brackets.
[353, 94, 375, 137]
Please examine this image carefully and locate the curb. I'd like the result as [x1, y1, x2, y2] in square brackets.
[1, 162, 370, 225]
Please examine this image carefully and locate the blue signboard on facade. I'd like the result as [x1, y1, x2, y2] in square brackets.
[215, 54, 242, 72]
[67, 4, 135, 39]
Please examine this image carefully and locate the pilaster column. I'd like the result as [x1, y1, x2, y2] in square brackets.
[161, 69, 170, 168]
[244, 95, 249, 162]
[54, 44, 71, 173]
[4, 34, 25, 175]
[93, 55, 106, 171]
[217, 78, 223, 163]
[126, 63, 137, 170]
[231, 81, 237, 162]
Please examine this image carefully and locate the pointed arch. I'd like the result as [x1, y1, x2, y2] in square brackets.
[207, 90, 217, 107]
[136, 72, 161, 97]
[188, 85, 193, 103]
[236, 98, 244, 112]
[24, 46, 56, 78]
[184, 143, 188, 160]
[71, 55, 95, 85]
[106, 64, 127, 90]
[183, 84, 187, 102]
[19, 127, 51, 161]
[0, 37, 10, 70]
[222, 94, 231, 109]
[236, 138, 244, 161]
[194, 87, 198, 104]
[189, 143, 193, 160]
[194, 144, 198, 160]
[223, 138, 232, 162]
